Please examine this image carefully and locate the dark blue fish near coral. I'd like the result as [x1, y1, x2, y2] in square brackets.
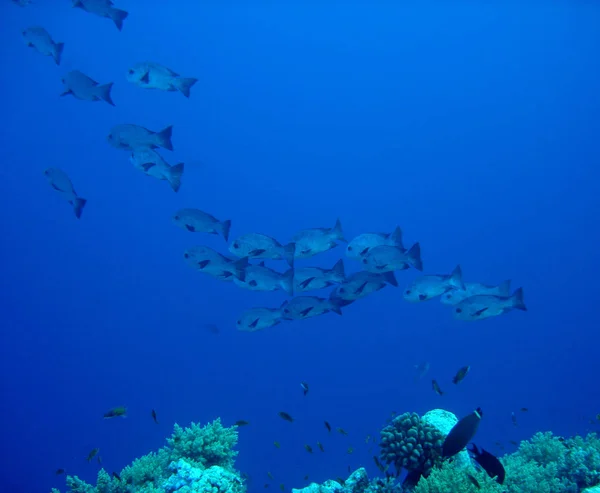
[469, 444, 506, 484]
[442, 408, 482, 458]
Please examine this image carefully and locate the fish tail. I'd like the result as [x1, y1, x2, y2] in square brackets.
[498, 279, 512, 296]
[330, 259, 345, 281]
[219, 219, 232, 242]
[280, 268, 294, 296]
[449, 264, 465, 290]
[73, 197, 86, 219]
[175, 77, 198, 98]
[390, 226, 404, 248]
[329, 297, 343, 315]
[511, 287, 527, 311]
[53, 42, 64, 65]
[156, 125, 174, 151]
[111, 8, 128, 31]
[332, 218, 347, 242]
[232, 257, 249, 281]
[96, 82, 115, 106]
[167, 163, 184, 192]
[283, 242, 295, 268]
[406, 242, 423, 271]
[382, 271, 398, 287]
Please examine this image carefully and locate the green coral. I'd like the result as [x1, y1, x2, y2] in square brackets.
[413, 464, 503, 493]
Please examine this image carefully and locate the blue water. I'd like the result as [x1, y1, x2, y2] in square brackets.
[1, 2, 600, 492]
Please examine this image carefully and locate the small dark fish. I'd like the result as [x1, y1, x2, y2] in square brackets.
[432, 379, 444, 396]
[86, 448, 99, 462]
[304, 444, 313, 453]
[452, 365, 471, 384]
[151, 409, 158, 424]
[509, 440, 518, 446]
[324, 421, 331, 432]
[347, 446, 353, 454]
[511, 412, 518, 427]
[520, 407, 529, 412]
[317, 441, 324, 452]
[495, 441, 505, 449]
[97, 455, 102, 465]
[278, 411, 294, 422]
[365, 435, 371, 443]
[204, 323, 220, 334]
[442, 408, 483, 458]
[112, 472, 121, 481]
[402, 470, 422, 488]
[373, 456, 385, 472]
[273, 441, 281, 448]
[466, 473, 481, 489]
[469, 444, 506, 484]
[235, 420, 250, 426]
[304, 475, 309, 481]
[337, 427, 348, 435]
[267, 472, 274, 480]
[300, 381, 309, 396]
[279, 484, 285, 491]
[103, 406, 127, 419]
[55, 469, 65, 475]
[264, 484, 270, 488]
[336, 478, 346, 486]
[348, 465, 351, 472]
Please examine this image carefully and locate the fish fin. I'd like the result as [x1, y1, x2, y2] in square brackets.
[140, 71, 150, 84]
[96, 82, 115, 106]
[156, 125, 174, 151]
[73, 197, 86, 219]
[354, 281, 368, 295]
[53, 42, 64, 65]
[329, 298, 343, 315]
[359, 247, 370, 256]
[258, 261, 266, 267]
[511, 287, 527, 311]
[332, 218, 346, 242]
[330, 259, 345, 280]
[111, 8, 128, 31]
[449, 264, 465, 290]
[167, 163, 184, 192]
[220, 219, 232, 242]
[72, 0, 83, 7]
[406, 242, 423, 271]
[474, 307, 489, 317]
[185, 224, 196, 232]
[175, 77, 198, 98]
[299, 277, 315, 289]
[248, 249, 266, 257]
[280, 269, 294, 296]
[390, 226, 404, 248]
[140, 162, 156, 172]
[382, 271, 398, 287]
[498, 279, 512, 296]
[283, 242, 295, 268]
[60, 89, 73, 97]
[300, 307, 313, 317]
[249, 318, 259, 328]
[232, 257, 249, 281]
[198, 260, 210, 269]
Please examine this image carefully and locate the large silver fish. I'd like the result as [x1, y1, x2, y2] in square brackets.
[172, 208, 231, 241]
[329, 271, 397, 306]
[453, 288, 527, 321]
[44, 168, 86, 218]
[108, 124, 174, 151]
[60, 70, 115, 106]
[441, 280, 511, 306]
[72, 0, 128, 31]
[129, 148, 183, 192]
[126, 62, 198, 98]
[22, 27, 64, 65]
[361, 243, 423, 273]
[183, 246, 247, 282]
[229, 233, 295, 267]
[403, 265, 464, 303]
[281, 296, 342, 320]
[346, 226, 403, 260]
[236, 307, 284, 332]
[294, 259, 345, 293]
[292, 218, 346, 259]
[233, 262, 294, 296]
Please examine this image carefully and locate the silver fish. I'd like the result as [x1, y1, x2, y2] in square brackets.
[453, 288, 527, 321]
[281, 296, 342, 320]
[441, 280, 511, 306]
[330, 271, 397, 306]
[346, 226, 403, 260]
[108, 124, 174, 151]
[294, 259, 345, 293]
[183, 246, 247, 281]
[233, 262, 294, 296]
[292, 218, 346, 259]
[44, 168, 87, 218]
[126, 62, 198, 98]
[72, 0, 128, 31]
[229, 233, 295, 267]
[237, 307, 284, 332]
[60, 70, 115, 106]
[173, 208, 231, 241]
[361, 242, 423, 273]
[403, 265, 464, 303]
[129, 148, 183, 192]
[22, 27, 64, 65]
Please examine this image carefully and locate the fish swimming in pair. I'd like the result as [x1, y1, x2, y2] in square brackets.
[129, 148, 184, 192]
[236, 307, 283, 332]
[403, 265, 464, 302]
[292, 218, 346, 259]
[173, 208, 231, 241]
[233, 262, 294, 296]
[442, 407, 483, 458]
[329, 271, 397, 306]
[346, 226, 404, 260]
[280, 296, 342, 320]
[184, 246, 248, 281]
[432, 379, 444, 396]
[362, 242, 423, 273]
[441, 279, 511, 305]
[453, 287, 527, 321]
[229, 234, 295, 267]
[108, 124, 174, 151]
[44, 168, 87, 219]
[127, 62, 198, 98]
[72, 0, 129, 31]
[294, 259, 345, 292]
[469, 444, 506, 484]
[22, 27, 64, 65]
[60, 70, 115, 106]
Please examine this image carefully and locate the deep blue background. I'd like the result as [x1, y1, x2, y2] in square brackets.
[1, 2, 599, 492]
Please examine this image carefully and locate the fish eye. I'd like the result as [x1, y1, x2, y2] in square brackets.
[249, 280, 257, 287]
[236, 320, 241, 325]
[456, 308, 462, 313]
[405, 290, 411, 295]
[128, 69, 134, 74]
[362, 258, 367, 264]
[184, 253, 189, 258]
[445, 294, 452, 299]
[233, 242, 239, 249]
[174, 215, 179, 220]
[339, 288, 345, 293]
[348, 246, 353, 251]
[418, 294, 427, 301]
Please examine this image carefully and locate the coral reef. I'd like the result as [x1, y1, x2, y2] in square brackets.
[292, 468, 402, 493]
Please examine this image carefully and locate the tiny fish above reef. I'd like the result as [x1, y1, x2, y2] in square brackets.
[127, 62, 198, 98]
[324, 421, 332, 432]
[300, 382, 309, 396]
[22, 26, 64, 65]
[273, 441, 280, 448]
[236, 307, 283, 332]
[329, 271, 397, 307]
[442, 408, 482, 458]
[233, 262, 294, 296]
[317, 441, 324, 452]
[278, 411, 294, 422]
[403, 265, 464, 302]
[184, 245, 248, 282]
[129, 147, 183, 192]
[235, 420, 250, 426]
[346, 226, 404, 260]
[294, 259, 345, 293]
[60, 70, 115, 106]
[108, 123, 174, 151]
[151, 409, 158, 424]
[55, 469, 65, 475]
[469, 444, 506, 484]
[337, 427, 348, 436]
[304, 444, 313, 453]
[291, 218, 346, 259]
[72, 0, 128, 31]
[432, 379, 444, 396]
[103, 406, 127, 419]
[452, 365, 471, 384]
[86, 448, 99, 462]
[229, 233, 295, 267]
[173, 208, 231, 241]
[453, 287, 527, 321]
[362, 243, 423, 273]
[112, 472, 121, 481]
[441, 279, 511, 305]
[281, 296, 342, 320]
[44, 168, 87, 219]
